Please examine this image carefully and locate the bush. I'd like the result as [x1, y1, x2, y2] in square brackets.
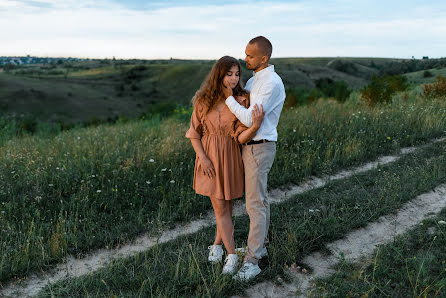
[423, 70, 433, 78]
[284, 87, 310, 108]
[316, 79, 351, 103]
[360, 75, 408, 106]
[423, 75, 446, 99]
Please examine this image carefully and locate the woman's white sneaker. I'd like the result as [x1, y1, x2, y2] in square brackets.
[208, 245, 223, 263]
[222, 254, 239, 275]
[233, 262, 261, 281]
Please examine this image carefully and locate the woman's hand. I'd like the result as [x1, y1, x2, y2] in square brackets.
[251, 104, 265, 129]
[200, 156, 215, 179]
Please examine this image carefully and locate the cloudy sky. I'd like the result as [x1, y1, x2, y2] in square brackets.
[1, 0, 445, 59]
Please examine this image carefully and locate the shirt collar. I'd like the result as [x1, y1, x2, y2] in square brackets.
[252, 64, 274, 77]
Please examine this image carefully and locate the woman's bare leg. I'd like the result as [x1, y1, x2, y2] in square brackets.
[215, 200, 233, 245]
[210, 197, 235, 254]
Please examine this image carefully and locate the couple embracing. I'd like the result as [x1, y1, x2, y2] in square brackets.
[186, 36, 285, 280]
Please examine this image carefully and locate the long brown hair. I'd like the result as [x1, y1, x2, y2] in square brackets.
[192, 56, 246, 114]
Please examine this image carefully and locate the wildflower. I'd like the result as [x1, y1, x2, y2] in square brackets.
[161, 168, 167, 172]
[387, 137, 391, 140]
[97, 190, 101, 193]
[293, 129, 296, 133]
[308, 209, 314, 213]
[149, 159, 155, 163]
[146, 181, 151, 185]
[170, 180, 175, 184]
[438, 221, 446, 225]
[77, 136, 80, 140]
[49, 184, 54, 187]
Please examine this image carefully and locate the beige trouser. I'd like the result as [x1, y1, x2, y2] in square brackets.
[242, 141, 276, 265]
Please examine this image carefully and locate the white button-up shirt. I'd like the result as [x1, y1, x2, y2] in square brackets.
[225, 65, 285, 142]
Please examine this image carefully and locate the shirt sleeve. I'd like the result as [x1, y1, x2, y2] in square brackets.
[225, 81, 281, 127]
[185, 104, 203, 139]
[231, 96, 249, 143]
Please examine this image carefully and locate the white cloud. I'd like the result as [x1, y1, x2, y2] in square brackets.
[1, 0, 445, 59]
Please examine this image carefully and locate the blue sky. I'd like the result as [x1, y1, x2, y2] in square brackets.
[1, 0, 445, 59]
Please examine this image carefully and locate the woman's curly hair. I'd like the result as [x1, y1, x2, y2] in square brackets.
[192, 56, 247, 114]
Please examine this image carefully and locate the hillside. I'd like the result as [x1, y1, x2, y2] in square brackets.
[1, 57, 445, 124]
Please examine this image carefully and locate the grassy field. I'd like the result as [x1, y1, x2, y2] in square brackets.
[1, 86, 446, 285]
[2, 56, 434, 124]
[35, 139, 446, 297]
[0, 61, 212, 124]
[315, 210, 446, 297]
[404, 67, 446, 85]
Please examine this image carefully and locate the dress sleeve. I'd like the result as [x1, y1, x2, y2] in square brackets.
[186, 104, 203, 139]
[231, 95, 250, 143]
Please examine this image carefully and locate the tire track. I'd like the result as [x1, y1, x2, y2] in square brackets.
[2, 137, 445, 297]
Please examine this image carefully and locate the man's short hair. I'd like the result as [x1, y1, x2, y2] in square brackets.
[249, 36, 273, 59]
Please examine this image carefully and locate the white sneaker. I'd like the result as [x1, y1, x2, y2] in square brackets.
[222, 254, 239, 275]
[208, 245, 223, 264]
[235, 247, 268, 259]
[233, 262, 261, 281]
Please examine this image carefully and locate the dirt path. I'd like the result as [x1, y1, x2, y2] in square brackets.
[235, 183, 446, 298]
[1, 138, 445, 297]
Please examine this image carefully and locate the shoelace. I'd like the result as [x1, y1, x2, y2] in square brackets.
[225, 256, 237, 266]
[239, 263, 252, 273]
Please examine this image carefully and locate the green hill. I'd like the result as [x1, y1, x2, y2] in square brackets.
[1, 57, 445, 124]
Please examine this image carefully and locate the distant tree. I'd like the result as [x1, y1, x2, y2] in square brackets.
[360, 75, 408, 106]
[423, 70, 433, 78]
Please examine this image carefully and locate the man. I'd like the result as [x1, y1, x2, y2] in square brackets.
[223, 36, 286, 280]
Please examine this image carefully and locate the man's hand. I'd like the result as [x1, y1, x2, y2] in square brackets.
[223, 84, 233, 99]
[251, 104, 265, 129]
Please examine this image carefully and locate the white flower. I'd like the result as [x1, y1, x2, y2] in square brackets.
[308, 209, 314, 213]
[170, 180, 175, 184]
[293, 129, 296, 133]
[11, 171, 15, 174]
[97, 190, 101, 193]
[146, 181, 151, 185]
[49, 184, 54, 187]
[77, 136, 80, 140]
[438, 221, 446, 225]
[161, 168, 167, 172]
[149, 159, 155, 163]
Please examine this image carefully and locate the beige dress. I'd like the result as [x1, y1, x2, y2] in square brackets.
[186, 97, 248, 200]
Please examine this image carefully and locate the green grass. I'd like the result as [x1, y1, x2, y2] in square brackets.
[1, 92, 446, 283]
[315, 210, 446, 297]
[1, 57, 411, 125]
[35, 139, 446, 297]
[0, 61, 212, 124]
[404, 67, 446, 85]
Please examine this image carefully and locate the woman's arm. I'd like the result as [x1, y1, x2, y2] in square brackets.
[237, 104, 264, 144]
[190, 139, 215, 179]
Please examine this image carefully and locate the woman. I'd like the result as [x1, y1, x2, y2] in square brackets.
[186, 56, 264, 274]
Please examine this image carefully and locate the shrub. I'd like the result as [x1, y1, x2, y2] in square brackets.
[316, 79, 351, 103]
[423, 75, 446, 99]
[284, 87, 310, 108]
[360, 75, 408, 106]
[423, 70, 433, 78]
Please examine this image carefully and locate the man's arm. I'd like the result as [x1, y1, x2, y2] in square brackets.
[225, 82, 280, 127]
[225, 96, 255, 127]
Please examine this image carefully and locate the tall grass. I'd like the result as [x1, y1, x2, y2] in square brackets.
[36, 140, 446, 297]
[1, 92, 446, 282]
